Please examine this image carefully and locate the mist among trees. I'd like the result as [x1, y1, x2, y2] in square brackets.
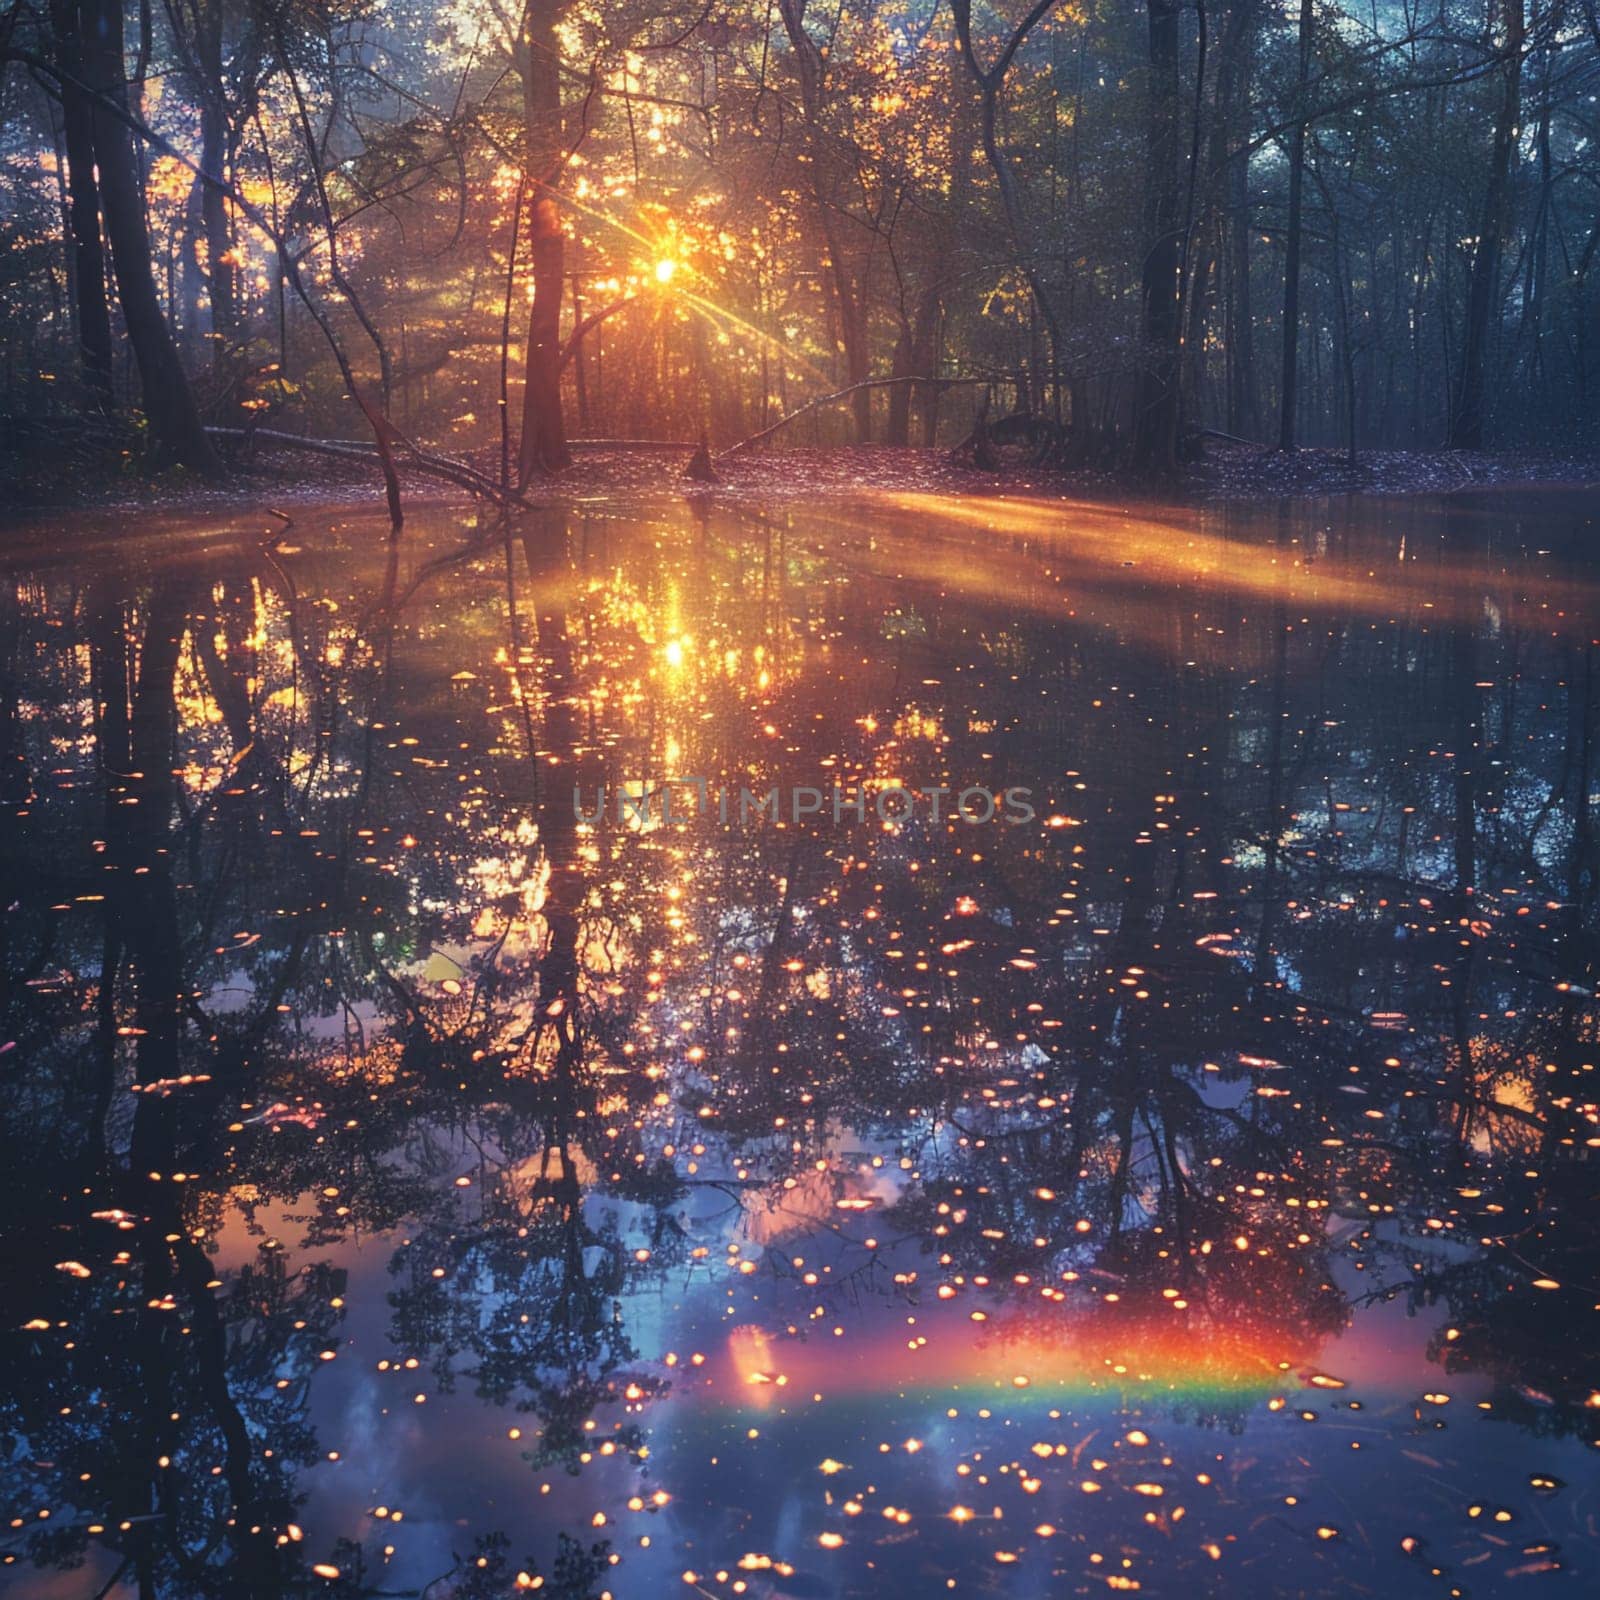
[1, 0, 1596, 489]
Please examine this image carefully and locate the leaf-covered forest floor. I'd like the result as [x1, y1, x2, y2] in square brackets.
[3, 434, 1596, 524]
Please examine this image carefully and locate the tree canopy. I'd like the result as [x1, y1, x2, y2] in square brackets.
[1, 0, 1596, 488]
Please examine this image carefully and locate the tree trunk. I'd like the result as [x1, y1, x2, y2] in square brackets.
[886, 320, 913, 445]
[1132, 0, 1184, 477]
[1449, 0, 1524, 450]
[78, 0, 220, 472]
[516, 0, 571, 482]
[818, 230, 870, 440]
[913, 289, 942, 445]
[1226, 146, 1256, 435]
[570, 255, 590, 432]
[518, 196, 570, 479]
[1309, 153, 1358, 464]
[51, 0, 115, 415]
[835, 255, 870, 441]
[1277, 0, 1313, 451]
[196, 2, 235, 362]
[1220, 0, 1258, 437]
[778, 0, 874, 443]
[1521, 56, 1551, 384]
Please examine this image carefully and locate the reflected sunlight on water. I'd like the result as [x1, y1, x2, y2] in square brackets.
[0, 489, 1596, 1599]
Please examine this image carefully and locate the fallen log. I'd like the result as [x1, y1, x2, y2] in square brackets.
[717, 376, 995, 459]
[1194, 426, 1268, 448]
[207, 427, 531, 508]
[565, 438, 698, 451]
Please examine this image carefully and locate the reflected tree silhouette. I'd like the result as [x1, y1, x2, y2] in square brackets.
[0, 494, 1595, 1595]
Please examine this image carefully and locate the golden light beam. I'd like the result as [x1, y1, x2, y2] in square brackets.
[830, 491, 1600, 638]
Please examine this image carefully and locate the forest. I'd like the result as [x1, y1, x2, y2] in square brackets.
[3, 5, 1600, 1598]
[1, 0, 1595, 503]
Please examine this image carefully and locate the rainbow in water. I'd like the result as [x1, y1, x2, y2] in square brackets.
[695, 1305, 1334, 1418]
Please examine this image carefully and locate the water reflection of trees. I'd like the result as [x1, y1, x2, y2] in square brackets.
[0, 495, 1595, 1595]
[0, 521, 675, 1594]
[647, 495, 1599, 1451]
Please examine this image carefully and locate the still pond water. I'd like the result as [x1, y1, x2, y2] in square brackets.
[0, 489, 1597, 1599]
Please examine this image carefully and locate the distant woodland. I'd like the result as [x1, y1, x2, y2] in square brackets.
[1, 0, 1595, 485]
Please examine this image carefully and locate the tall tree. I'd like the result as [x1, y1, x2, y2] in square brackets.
[1219, 0, 1259, 438]
[1277, 0, 1313, 451]
[950, 0, 1064, 423]
[48, 0, 115, 414]
[779, 0, 873, 441]
[1132, 0, 1184, 476]
[78, 0, 220, 471]
[1449, 0, 1524, 449]
[164, 0, 252, 368]
[516, 0, 572, 481]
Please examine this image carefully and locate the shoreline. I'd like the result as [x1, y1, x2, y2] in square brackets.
[2, 440, 1596, 528]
